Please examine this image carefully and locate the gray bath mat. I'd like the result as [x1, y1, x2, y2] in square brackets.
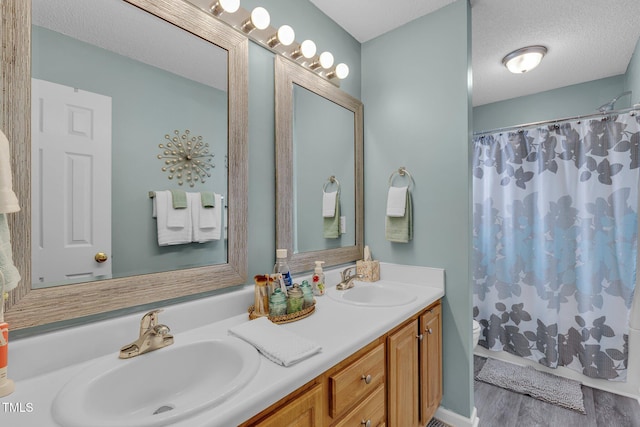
[476, 358, 586, 414]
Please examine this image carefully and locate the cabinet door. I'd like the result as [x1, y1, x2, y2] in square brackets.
[420, 304, 442, 425]
[387, 319, 419, 427]
[252, 383, 324, 427]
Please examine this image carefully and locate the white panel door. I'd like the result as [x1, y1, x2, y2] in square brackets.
[31, 78, 112, 286]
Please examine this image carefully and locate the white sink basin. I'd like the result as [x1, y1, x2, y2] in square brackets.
[327, 280, 417, 307]
[52, 337, 260, 427]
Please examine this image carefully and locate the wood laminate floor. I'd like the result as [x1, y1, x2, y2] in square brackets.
[474, 355, 640, 427]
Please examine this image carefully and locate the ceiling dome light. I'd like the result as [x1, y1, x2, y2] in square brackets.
[268, 25, 295, 48]
[241, 7, 270, 33]
[209, 0, 240, 16]
[502, 45, 547, 74]
[319, 51, 334, 69]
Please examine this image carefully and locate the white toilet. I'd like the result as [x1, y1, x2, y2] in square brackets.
[472, 320, 481, 348]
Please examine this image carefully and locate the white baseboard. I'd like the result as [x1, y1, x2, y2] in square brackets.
[434, 406, 479, 427]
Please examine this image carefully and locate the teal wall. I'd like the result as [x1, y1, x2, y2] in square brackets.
[473, 75, 625, 132]
[32, 26, 227, 281]
[362, 0, 473, 418]
[625, 36, 640, 104]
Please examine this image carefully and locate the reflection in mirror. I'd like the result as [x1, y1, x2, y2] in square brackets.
[293, 84, 355, 253]
[275, 56, 363, 274]
[31, 0, 229, 289]
[1, 0, 248, 331]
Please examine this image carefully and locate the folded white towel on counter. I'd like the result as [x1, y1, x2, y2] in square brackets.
[228, 317, 322, 367]
[189, 192, 221, 242]
[322, 190, 338, 218]
[154, 191, 191, 246]
[386, 186, 408, 217]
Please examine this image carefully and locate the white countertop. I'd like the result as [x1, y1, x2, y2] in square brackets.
[1, 262, 444, 426]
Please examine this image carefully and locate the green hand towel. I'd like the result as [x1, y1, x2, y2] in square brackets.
[323, 192, 341, 239]
[170, 189, 187, 209]
[385, 190, 413, 243]
[201, 191, 215, 208]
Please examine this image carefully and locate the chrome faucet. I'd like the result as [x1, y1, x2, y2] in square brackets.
[119, 309, 174, 359]
[336, 266, 363, 290]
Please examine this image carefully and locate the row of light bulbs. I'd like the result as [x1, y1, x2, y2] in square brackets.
[207, 0, 350, 81]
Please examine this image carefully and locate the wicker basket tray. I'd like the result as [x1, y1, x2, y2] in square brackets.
[248, 301, 315, 324]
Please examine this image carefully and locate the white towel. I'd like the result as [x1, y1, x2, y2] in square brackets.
[0, 130, 20, 214]
[322, 190, 338, 218]
[228, 317, 322, 367]
[154, 191, 191, 246]
[189, 192, 221, 243]
[386, 186, 408, 217]
[0, 214, 20, 293]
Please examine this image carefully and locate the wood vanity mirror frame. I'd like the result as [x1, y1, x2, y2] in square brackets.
[0, 0, 249, 331]
[274, 56, 364, 273]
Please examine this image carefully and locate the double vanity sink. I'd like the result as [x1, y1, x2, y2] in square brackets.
[4, 263, 444, 427]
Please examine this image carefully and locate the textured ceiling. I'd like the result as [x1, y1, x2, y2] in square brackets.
[311, 0, 640, 106]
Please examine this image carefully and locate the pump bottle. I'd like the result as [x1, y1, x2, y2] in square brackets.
[311, 261, 326, 296]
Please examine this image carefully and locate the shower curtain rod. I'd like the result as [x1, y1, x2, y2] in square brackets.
[473, 105, 640, 137]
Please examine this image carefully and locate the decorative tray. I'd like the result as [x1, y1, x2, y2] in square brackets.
[248, 302, 316, 324]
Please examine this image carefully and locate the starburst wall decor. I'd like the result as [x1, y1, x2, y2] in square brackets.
[157, 130, 214, 187]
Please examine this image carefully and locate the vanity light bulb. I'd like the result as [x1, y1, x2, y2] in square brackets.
[210, 0, 239, 16]
[250, 7, 270, 30]
[277, 25, 295, 46]
[268, 25, 295, 48]
[319, 51, 334, 69]
[300, 40, 317, 59]
[335, 63, 349, 79]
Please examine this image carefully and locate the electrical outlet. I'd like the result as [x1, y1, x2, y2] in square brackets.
[340, 216, 346, 234]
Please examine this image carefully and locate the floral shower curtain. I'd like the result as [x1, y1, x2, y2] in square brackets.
[472, 112, 640, 381]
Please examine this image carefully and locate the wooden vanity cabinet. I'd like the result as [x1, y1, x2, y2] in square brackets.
[387, 301, 442, 427]
[239, 300, 441, 427]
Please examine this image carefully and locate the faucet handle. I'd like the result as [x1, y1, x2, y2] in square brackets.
[341, 266, 356, 280]
[139, 309, 163, 337]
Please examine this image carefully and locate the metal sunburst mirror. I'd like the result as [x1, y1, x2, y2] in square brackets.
[157, 130, 214, 187]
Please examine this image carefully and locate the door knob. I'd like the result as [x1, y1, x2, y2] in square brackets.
[95, 252, 108, 263]
[361, 374, 372, 384]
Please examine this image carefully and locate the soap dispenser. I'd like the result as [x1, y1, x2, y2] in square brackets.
[312, 261, 326, 296]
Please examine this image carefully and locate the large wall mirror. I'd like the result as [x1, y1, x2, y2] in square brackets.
[275, 56, 363, 273]
[1, 0, 248, 331]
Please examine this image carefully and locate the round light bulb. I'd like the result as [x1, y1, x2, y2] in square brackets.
[277, 25, 295, 46]
[210, 0, 239, 15]
[300, 40, 316, 59]
[319, 51, 334, 69]
[335, 63, 349, 79]
[219, 0, 239, 13]
[250, 7, 270, 30]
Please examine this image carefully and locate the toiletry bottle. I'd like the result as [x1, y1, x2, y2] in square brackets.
[312, 261, 326, 296]
[300, 280, 314, 308]
[273, 249, 293, 290]
[287, 284, 304, 314]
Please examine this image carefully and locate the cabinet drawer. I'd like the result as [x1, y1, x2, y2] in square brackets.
[333, 384, 385, 427]
[329, 343, 385, 417]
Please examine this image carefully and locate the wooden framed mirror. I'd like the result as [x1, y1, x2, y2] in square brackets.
[275, 56, 363, 273]
[1, 0, 248, 331]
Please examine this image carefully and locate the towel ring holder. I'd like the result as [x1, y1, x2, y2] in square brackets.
[388, 167, 413, 189]
[323, 175, 340, 192]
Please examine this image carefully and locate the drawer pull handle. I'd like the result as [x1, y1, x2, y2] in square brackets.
[427, 328, 433, 335]
[361, 374, 372, 384]
[361, 420, 371, 427]
[417, 334, 424, 341]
